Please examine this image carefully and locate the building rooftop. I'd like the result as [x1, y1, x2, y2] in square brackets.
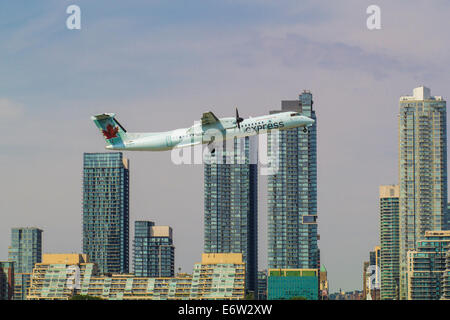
[400, 86, 444, 101]
[200, 253, 243, 265]
[41, 253, 89, 264]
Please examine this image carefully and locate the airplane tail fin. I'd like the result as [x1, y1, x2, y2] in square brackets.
[91, 113, 129, 148]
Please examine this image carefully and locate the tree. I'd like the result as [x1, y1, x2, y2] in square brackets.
[245, 291, 255, 300]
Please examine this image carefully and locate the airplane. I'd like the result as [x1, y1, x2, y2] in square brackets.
[92, 108, 315, 152]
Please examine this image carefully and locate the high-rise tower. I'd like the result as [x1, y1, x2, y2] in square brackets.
[379, 185, 400, 300]
[83, 152, 129, 274]
[204, 136, 258, 294]
[398, 86, 448, 299]
[267, 90, 318, 269]
[8, 227, 43, 300]
[133, 221, 175, 277]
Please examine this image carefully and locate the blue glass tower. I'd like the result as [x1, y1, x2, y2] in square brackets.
[267, 91, 318, 269]
[204, 136, 258, 294]
[8, 227, 43, 300]
[133, 221, 175, 277]
[83, 152, 129, 274]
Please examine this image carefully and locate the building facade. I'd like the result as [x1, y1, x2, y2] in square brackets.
[28, 253, 245, 300]
[133, 221, 175, 277]
[329, 290, 363, 300]
[370, 246, 381, 300]
[363, 246, 381, 300]
[443, 249, 450, 300]
[83, 152, 130, 274]
[379, 185, 400, 300]
[267, 91, 318, 270]
[0, 262, 14, 300]
[406, 230, 450, 300]
[204, 137, 257, 293]
[267, 269, 318, 300]
[8, 227, 43, 300]
[362, 261, 369, 299]
[190, 253, 245, 300]
[398, 87, 448, 299]
[257, 270, 267, 300]
[319, 265, 329, 300]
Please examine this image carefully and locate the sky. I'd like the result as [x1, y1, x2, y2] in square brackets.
[1, 0, 450, 292]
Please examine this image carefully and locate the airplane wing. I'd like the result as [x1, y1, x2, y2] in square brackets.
[201, 111, 219, 125]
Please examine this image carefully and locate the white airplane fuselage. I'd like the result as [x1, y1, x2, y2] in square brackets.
[93, 111, 314, 151]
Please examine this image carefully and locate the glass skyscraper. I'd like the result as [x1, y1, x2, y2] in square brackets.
[267, 90, 318, 269]
[8, 227, 43, 300]
[83, 152, 129, 274]
[379, 185, 400, 300]
[398, 86, 448, 299]
[204, 136, 258, 294]
[133, 221, 175, 277]
[0, 261, 14, 300]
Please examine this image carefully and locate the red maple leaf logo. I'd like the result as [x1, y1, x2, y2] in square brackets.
[102, 124, 119, 140]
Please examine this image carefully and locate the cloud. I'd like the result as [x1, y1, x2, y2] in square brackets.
[0, 98, 24, 120]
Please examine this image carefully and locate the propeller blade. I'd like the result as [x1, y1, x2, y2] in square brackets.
[236, 107, 243, 129]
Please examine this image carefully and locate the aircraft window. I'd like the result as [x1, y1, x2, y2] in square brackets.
[290, 113, 300, 116]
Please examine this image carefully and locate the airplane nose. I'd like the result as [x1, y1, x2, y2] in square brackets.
[303, 116, 314, 126]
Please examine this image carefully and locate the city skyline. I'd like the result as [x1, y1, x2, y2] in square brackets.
[2, 1, 450, 292]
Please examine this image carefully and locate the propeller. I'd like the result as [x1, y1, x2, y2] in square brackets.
[236, 107, 244, 129]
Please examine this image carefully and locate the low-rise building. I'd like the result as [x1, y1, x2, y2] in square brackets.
[407, 230, 450, 300]
[28, 253, 245, 300]
[267, 269, 318, 300]
[190, 253, 245, 300]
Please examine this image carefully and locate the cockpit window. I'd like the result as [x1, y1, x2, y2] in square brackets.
[290, 112, 300, 117]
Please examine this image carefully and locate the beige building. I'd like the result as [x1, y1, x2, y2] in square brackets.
[28, 253, 245, 300]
